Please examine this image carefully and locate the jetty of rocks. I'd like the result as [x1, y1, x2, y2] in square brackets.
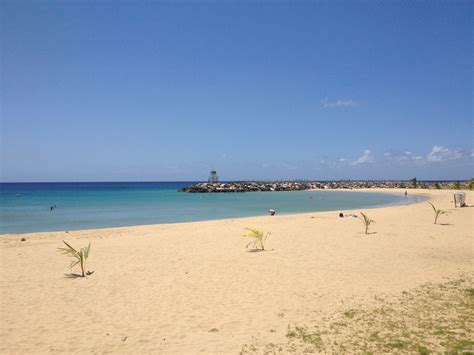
[178, 180, 465, 193]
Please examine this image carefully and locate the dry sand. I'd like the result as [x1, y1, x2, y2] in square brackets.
[0, 189, 472, 353]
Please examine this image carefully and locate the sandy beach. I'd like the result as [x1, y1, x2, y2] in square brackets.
[0, 188, 472, 353]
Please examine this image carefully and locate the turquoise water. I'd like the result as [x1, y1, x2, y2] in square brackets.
[0, 182, 425, 234]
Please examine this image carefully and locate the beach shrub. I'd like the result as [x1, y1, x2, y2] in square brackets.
[454, 181, 461, 190]
[434, 182, 441, 190]
[428, 203, 447, 224]
[360, 212, 375, 234]
[410, 177, 417, 189]
[468, 178, 474, 190]
[243, 228, 269, 251]
[58, 241, 91, 277]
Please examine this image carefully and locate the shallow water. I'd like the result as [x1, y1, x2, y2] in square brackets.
[0, 182, 425, 234]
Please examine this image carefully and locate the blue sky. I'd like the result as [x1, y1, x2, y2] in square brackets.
[1, 0, 472, 182]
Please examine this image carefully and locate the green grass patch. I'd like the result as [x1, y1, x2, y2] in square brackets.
[241, 274, 473, 353]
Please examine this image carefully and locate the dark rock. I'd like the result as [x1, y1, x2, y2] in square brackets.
[178, 180, 459, 193]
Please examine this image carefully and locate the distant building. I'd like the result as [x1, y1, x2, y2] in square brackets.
[208, 170, 219, 183]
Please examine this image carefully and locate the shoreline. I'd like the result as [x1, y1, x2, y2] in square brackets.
[1, 189, 472, 353]
[1, 188, 430, 237]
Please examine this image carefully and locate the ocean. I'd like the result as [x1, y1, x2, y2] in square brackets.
[0, 182, 425, 234]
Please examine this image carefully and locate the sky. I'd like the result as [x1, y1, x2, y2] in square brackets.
[1, 0, 472, 182]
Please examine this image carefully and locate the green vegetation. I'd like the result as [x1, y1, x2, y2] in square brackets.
[343, 309, 357, 319]
[410, 177, 417, 188]
[434, 182, 441, 189]
[58, 241, 91, 277]
[243, 228, 269, 251]
[360, 212, 375, 234]
[468, 178, 474, 190]
[241, 275, 474, 353]
[454, 181, 461, 190]
[428, 202, 447, 224]
[286, 326, 324, 350]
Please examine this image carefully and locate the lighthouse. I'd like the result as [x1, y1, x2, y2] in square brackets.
[208, 170, 219, 183]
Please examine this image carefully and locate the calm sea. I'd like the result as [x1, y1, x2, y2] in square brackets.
[0, 182, 425, 234]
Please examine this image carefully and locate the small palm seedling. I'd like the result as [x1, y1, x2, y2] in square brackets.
[360, 212, 375, 234]
[429, 202, 447, 224]
[58, 241, 92, 277]
[243, 228, 269, 251]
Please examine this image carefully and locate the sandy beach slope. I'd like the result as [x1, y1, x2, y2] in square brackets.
[0, 189, 472, 353]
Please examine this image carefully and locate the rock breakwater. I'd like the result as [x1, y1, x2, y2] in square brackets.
[179, 180, 466, 193]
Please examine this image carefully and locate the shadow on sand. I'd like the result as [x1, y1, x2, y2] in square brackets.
[63, 271, 94, 279]
[247, 249, 274, 253]
[63, 273, 84, 279]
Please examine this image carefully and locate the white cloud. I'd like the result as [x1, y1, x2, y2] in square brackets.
[318, 156, 349, 168]
[318, 155, 350, 168]
[426, 146, 463, 162]
[350, 149, 374, 166]
[321, 97, 357, 108]
[384, 151, 425, 164]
